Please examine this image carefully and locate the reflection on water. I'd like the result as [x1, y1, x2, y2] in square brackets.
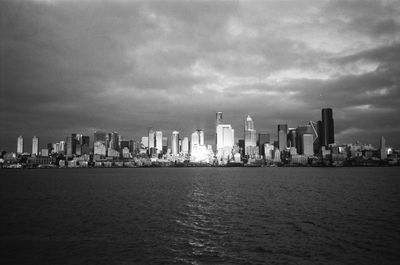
[1, 167, 400, 264]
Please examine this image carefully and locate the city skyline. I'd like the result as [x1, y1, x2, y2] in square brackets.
[1, 0, 400, 152]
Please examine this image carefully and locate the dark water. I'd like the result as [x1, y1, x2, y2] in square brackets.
[1, 168, 399, 265]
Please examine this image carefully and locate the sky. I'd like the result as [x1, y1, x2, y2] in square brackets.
[1, 0, 400, 152]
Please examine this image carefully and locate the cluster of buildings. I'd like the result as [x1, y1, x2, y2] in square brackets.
[1, 108, 399, 168]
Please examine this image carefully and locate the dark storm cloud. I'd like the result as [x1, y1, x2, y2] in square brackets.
[1, 0, 400, 151]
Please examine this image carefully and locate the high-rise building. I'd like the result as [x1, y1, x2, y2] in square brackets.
[162, 137, 168, 154]
[191, 131, 199, 153]
[155, 131, 163, 154]
[258, 133, 270, 156]
[66, 136, 73, 157]
[141, 136, 149, 149]
[32, 136, 39, 156]
[148, 128, 155, 151]
[278, 124, 288, 151]
[216, 124, 234, 150]
[321, 108, 334, 146]
[215, 112, 223, 148]
[182, 137, 189, 154]
[244, 115, 257, 156]
[302, 134, 314, 156]
[110, 132, 119, 151]
[171, 131, 179, 155]
[94, 131, 107, 156]
[296, 125, 313, 155]
[94, 131, 107, 143]
[199, 129, 205, 146]
[17, 136, 24, 154]
[287, 129, 297, 148]
[380, 136, 387, 159]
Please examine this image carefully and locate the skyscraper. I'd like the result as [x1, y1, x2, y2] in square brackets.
[94, 131, 107, 156]
[321, 108, 334, 147]
[171, 131, 179, 155]
[278, 124, 288, 151]
[215, 112, 223, 149]
[216, 124, 234, 150]
[17, 136, 24, 154]
[32, 136, 39, 156]
[258, 133, 270, 156]
[244, 115, 257, 156]
[182, 137, 189, 154]
[155, 131, 163, 154]
[296, 125, 313, 155]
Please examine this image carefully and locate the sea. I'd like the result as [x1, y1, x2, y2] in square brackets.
[0, 167, 399, 265]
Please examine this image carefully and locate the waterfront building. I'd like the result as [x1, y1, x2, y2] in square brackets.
[244, 115, 257, 156]
[141, 136, 149, 149]
[171, 131, 179, 156]
[278, 124, 288, 151]
[32, 136, 39, 156]
[17, 136, 24, 154]
[321, 108, 334, 146]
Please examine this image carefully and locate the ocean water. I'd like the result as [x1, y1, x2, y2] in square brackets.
[0, 167, 399, 265]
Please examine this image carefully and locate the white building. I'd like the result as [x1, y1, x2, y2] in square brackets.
[17, 136, 24, 154]
[171, 131, 179, 156]
[32, 136, 39, 156]
[155, 131, 163, 154]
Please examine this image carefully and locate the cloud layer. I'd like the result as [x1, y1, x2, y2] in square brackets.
[1, 0, 400, 151]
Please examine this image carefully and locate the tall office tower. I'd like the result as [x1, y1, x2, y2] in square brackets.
[66, 136, 73, 156]
[182, 137, 189, 154]
[198, 129, 205, 146]
[32, 136, 39, 156]
[215, 112, 223, 148]
[258, 133, 270, 156]
[171, 131, 179, 155]
[148, 128, 155, 151]
[162, 137, 168, 154]
[309, 120, 321, 154]
[321, 108, 334, 146]
[17, 136, 24, 154]
[380, 136, 387, 159]
[81, 136, 90, 146]
[155, 131, 163, 153]
[287, 129, 297, 148]
[278, 124, 288, 151]
[296, 125, 313, 155]
[71, 133, 78, 154]
[216, 112, 223, 128]
[191, 131, 199, 152]
[110, 132, 119, 150]
[244, 115, 257, 156]
[302, 134, 314, 156]
[216, 124, 234, 150]
[94, 131, 107, 156]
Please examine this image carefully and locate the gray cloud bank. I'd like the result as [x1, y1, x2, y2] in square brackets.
[1, 0, 400, 151]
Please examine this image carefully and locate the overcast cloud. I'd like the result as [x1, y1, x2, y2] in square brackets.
[1, 0, 400, 151]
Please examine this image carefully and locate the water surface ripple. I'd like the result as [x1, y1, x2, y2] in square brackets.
[1, 167, 399, 264]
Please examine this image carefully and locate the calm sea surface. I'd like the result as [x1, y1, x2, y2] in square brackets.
[1, 167, 399, 265]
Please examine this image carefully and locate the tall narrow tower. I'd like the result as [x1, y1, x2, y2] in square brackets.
[321, 108, 334, 146]
[17, 136, 24, 154]
[244, 115, 257, 156]
[32, 136, 39, 156]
